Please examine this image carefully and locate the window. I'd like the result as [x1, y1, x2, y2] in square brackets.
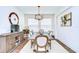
[28, 18, 39, 32]
[28, 18, 52, 33]
[40, 18, 52, 32]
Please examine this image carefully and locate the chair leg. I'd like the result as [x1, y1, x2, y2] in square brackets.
[45, 46, 49, 52]
[45, 46, 46, 51]
[31, 40, 32, 48]
[50, 40, 51, 49]
[50, 43, 51, 49]
[37, 45, 38, 52]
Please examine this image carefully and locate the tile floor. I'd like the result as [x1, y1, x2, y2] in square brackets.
[19, 40, 69, 53]
[12, 40, 28, 53]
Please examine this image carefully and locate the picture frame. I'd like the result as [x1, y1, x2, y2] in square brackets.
[61, 12, 72, 26]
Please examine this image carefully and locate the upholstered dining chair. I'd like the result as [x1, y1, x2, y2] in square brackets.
[48, 31, 55, 49]
[33, 35, 49, 53]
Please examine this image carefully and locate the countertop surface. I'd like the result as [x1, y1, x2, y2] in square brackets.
[0, 32, 21, 37]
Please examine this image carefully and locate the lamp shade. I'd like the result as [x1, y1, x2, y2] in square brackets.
[35, 14, 43, 20]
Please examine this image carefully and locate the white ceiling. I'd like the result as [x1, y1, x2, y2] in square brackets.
[15, 6, 69, 14]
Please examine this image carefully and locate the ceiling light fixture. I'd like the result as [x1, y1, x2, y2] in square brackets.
[35, 6, 43, 20]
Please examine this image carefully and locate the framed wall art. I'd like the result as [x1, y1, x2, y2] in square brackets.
[61, 12, 72, 26]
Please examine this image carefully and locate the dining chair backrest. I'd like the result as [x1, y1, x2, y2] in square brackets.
[35, 35, 48, 48]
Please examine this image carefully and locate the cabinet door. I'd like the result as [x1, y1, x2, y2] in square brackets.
[6, 36, 12, 52]
[6, 35, 15, 52]
[19, 33, 24, 43]
[0, 37, 6, 53]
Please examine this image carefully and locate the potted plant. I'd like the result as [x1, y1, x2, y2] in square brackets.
[23, 29, 29, 34]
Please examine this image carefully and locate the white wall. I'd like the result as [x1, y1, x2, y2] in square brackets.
[0, 6, 24, 35]
[55, 7, 79, 52]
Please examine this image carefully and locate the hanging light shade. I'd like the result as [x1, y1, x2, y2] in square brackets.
[35, 14, 43, 20]
[35, 6, 43, 20]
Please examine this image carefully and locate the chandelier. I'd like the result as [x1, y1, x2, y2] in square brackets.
[35, 6, 43, 20]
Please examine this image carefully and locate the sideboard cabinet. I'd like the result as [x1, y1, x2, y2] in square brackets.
[0, 32, 24, 53]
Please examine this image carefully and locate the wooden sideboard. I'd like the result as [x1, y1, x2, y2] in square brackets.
[0, 32, 25, 53]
